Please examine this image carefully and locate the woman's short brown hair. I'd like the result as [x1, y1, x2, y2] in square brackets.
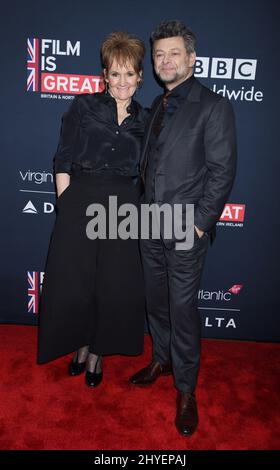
[101, 31, 145, 74]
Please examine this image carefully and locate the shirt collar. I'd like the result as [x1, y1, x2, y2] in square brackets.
[164, 74, 195, 100]
[101, 89, 137, 115]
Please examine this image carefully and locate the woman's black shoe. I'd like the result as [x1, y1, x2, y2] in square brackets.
[85, 357, 103, 387]
[68, 357, 86, 376]
[85, 370, 103, 387]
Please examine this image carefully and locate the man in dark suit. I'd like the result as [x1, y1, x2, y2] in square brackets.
[129, 20, 237, 437]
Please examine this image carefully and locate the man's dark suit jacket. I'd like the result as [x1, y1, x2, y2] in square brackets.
[141, 77, 237, 243]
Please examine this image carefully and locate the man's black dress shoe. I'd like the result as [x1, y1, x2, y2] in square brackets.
[175, 392, 199, 437]
[129, 360, 172, 386]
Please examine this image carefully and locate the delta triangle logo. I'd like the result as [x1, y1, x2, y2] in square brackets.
[23, 201, 38, 214]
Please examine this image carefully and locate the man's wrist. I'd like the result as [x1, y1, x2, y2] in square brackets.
[194, 225, 204, 238]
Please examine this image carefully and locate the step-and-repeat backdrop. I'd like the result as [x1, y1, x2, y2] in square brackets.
[1, 0, 279, 341]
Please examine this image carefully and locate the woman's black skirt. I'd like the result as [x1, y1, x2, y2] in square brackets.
[38, 168, 145, 363]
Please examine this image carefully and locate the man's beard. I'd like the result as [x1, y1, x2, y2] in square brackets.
[157, 70, 184, 85]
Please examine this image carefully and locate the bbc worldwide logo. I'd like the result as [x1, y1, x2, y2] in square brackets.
[195, 58, 257, 80]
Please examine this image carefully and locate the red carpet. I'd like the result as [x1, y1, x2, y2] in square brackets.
[0, 325, 279, 450]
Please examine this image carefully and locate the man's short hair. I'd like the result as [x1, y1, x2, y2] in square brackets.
[151, 20, 196, 54]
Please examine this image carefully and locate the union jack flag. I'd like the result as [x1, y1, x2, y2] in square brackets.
[28, 271, 39, 313]
[27, 38, 39, 92]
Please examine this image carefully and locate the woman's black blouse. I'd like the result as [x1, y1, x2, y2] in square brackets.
[53, 91, 148, 177]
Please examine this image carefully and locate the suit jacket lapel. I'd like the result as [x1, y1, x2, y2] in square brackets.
[158, 78, 202, 158]
[140, 78, 203, 176]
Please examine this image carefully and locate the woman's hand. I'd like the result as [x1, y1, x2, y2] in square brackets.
[56, 173, 70, 198]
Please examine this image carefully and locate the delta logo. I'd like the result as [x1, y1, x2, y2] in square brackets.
[27, 38, 104, 94]
[22, 200, 55, 214]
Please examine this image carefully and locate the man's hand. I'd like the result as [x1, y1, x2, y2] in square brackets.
[194, 225, 204, 239]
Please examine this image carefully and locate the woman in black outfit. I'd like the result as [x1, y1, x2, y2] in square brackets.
[38, 32, 147, 388]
